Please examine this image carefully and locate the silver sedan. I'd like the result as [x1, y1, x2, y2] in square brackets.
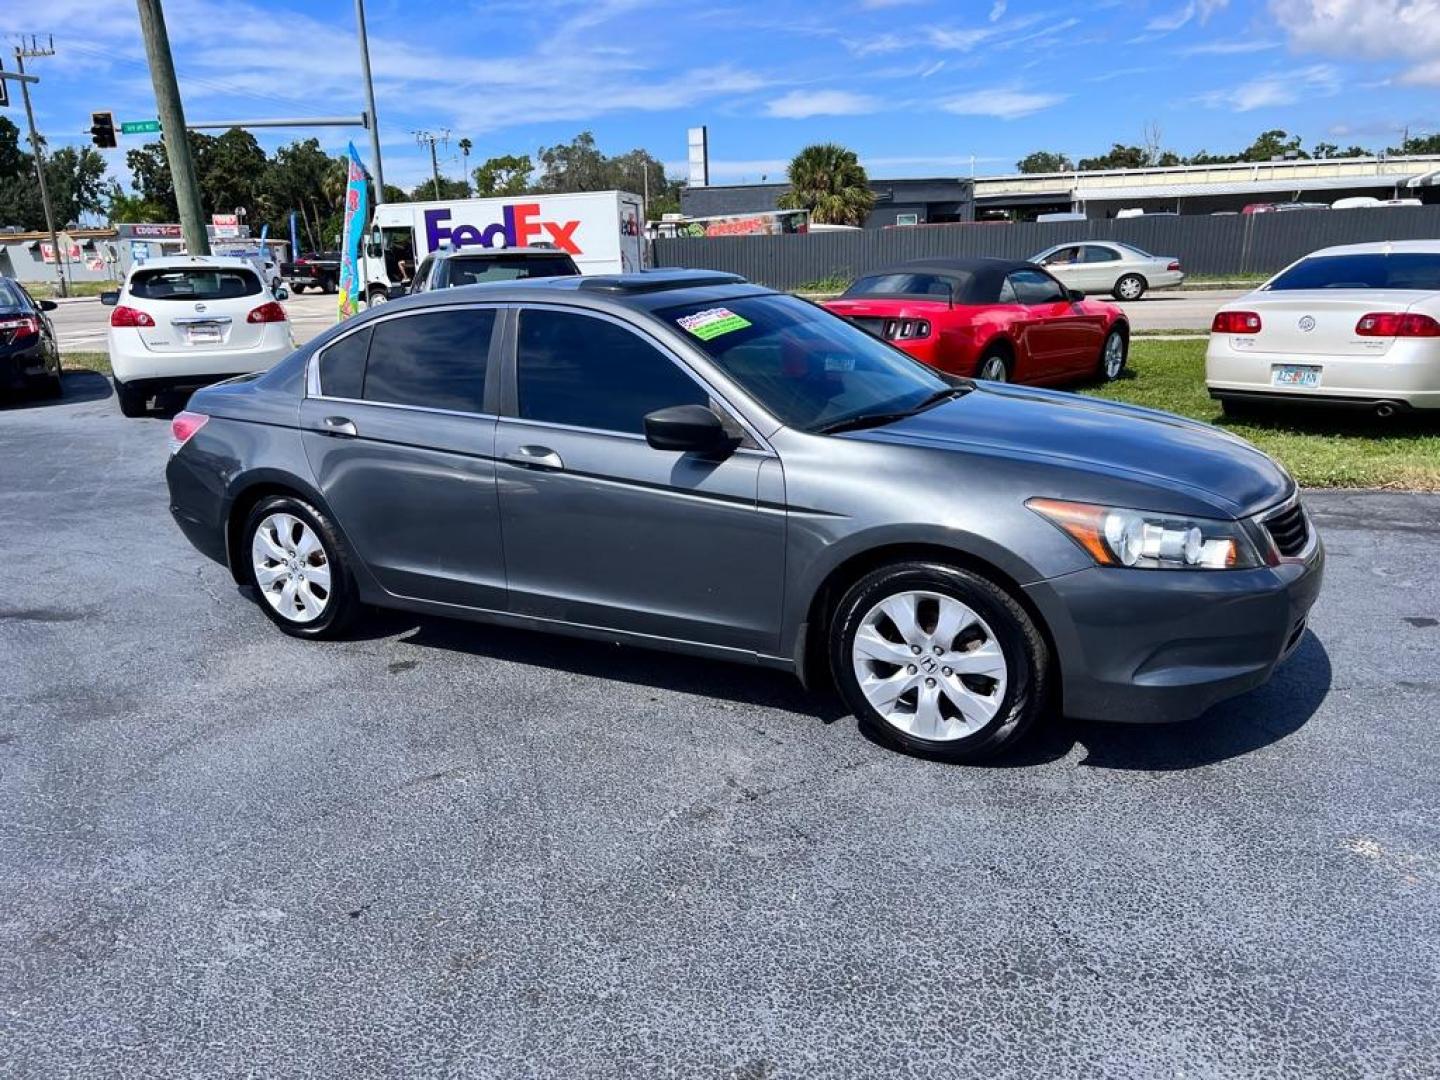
[1030, 241, 1186, 300]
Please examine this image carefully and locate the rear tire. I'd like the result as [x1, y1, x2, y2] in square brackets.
[1113, 274, 1146, 301]
[829, 561, 1049, 762]
[1097, 328, 1128, 382]
[242, 495, 360, 640]
[322, 278, 338, 295]
[976, 348, 1010, 383]
[114, 379, 148, 418]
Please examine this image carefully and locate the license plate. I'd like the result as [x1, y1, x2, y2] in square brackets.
[186, 323, 223, 345]
[1271, 364, 1321, 388]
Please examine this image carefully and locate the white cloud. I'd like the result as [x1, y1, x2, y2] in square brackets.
[1178, 39, 1280, 55]
[1269, 0, 1440, 85]
[764, 89, 881, 118]
[942, 88, 1067, 119]
[1196, 63, 1341, 111]
[1146, 0, 1228, 32]
[989, 0, 1008, 20]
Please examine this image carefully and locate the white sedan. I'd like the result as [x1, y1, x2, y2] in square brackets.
[103, 255, 296, 418]
[1206, 241, 1440, 417]
[1029, 241, 1185, 300]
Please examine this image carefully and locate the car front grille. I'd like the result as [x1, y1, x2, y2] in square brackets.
[1264, 502, 1310, 557]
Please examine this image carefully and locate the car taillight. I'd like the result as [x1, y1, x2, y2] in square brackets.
[1212, 311, 1262, 334]
[246, 301, 287, 323]
[0, 315, 40, 337]
[1167, 261, 1181, 272]
[169, 410, 209, 455]
[1355, 312, 1440, 337]
[884, 319, 931, 340]
[111, 305, 156, 328]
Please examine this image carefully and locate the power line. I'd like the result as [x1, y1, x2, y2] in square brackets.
[414, 129, 449, 200]
[13, 33, 68, 297]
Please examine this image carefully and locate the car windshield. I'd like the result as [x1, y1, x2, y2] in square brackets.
[843, 272, 960, 300]
[660, 293, 952, 432]
[1265, 253, 1440, 291]
[448, 254, 578, 285]
[129, 267, 262, 301]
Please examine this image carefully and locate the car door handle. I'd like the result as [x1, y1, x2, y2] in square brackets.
[320, 415, 357, 437]
[503, 445, 564, 470]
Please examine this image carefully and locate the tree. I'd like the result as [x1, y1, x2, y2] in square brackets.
[1016, 151, 1073, 173]
[410, 175, 470, 201]
[1078, 144, 1151, 171]
[201, 128, 269, 218]
[1237, 129, 1308, 162]
[1314, 141, 1373, 159]
[0, 118, 109, 229]
[533, 131, 611, 193]
[473, 153, 533, 197]
[381, 184, 410, 203]
[107, 187, 167, 224]
[776, 143, 874, 227]
[458, 137, 472, 195]
[1389, 133, 1440, 156]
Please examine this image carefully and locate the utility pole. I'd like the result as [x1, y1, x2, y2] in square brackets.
[415, 130, 448, 200]
[14, 37, 67, 298]
[355, 0, 385, 204]
[135, 0, 210, 255]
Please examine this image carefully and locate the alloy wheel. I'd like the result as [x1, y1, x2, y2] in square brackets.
[1104, 332, 1126, 379]
[251, 512, 331, 624]
[851, 590, 1008, 741]
[1116, 276, 1144, 300]
[979, 355, 1008, 382]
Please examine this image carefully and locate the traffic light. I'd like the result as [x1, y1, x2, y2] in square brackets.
[89, 111, 116, 149]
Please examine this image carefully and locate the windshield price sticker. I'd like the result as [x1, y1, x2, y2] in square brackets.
[677, 307, 751, 341]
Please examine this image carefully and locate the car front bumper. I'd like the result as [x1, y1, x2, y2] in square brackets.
[1207, 336, 1440, 409]
[1024, 534, 1324, 724]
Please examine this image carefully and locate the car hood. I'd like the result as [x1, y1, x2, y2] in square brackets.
[850, 383, 1291, 518]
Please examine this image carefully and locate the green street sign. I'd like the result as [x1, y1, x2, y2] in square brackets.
[120, 119, 161, 134]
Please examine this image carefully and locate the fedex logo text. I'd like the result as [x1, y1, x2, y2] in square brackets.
[423, 205, 582, 254]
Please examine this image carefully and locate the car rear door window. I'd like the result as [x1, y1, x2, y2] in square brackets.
[362, 308, 495, 413]
[1082, 246, 1120, 263]
[1008, 269, 1066, 304]
[317, 327, 371, 399]
[516, 309, 706, 434]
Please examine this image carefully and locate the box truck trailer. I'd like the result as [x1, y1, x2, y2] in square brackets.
[359, 190, 647, 306]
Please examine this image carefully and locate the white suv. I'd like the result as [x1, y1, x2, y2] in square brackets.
[103, 255, 296, 417]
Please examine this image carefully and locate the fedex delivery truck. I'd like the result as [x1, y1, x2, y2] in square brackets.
[359, 190, 647, 305]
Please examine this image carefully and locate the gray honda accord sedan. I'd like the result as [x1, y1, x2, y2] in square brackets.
[166, 270, 1322, 761]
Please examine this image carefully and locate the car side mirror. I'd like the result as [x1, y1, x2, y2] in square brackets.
[39, 299, 58, 311]
[99, 290, 120, 306]
[274, 286, 290, 301]
[1067, 288, 1085, 302]
[644, 404, 736, 454]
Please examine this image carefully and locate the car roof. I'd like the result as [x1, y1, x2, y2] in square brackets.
[1302, 240, 1440, 257]
[129, 255, 260, 272]
[845, 257, 1043, 304]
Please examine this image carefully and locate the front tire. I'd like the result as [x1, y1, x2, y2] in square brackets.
[1113, 274, 1146, 301]
[1097, 328, 1128, 382]
[366, 287, 389, 307]
[830, 562, 1049, 762]
[114, 379, 148, 418]
[243, 495, 359, 640]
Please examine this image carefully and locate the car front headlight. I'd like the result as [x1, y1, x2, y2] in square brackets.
[1027, 498, 1263, 570]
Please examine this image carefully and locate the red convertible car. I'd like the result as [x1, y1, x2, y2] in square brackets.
[822, 258, 1130, 385]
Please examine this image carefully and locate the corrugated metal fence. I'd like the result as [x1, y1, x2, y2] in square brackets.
[652, 206, 1440, 290]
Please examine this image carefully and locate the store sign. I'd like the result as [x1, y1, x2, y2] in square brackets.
[211, 213, 240, 238]
[130, 224, 183, 239]
[40, 238, 82, 263]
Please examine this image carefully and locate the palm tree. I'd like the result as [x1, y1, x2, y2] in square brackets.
[777, 143, 874, 227]
[458, 138, 473, 196]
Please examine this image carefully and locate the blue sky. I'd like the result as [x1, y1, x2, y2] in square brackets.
[4, 0, 1438, 193]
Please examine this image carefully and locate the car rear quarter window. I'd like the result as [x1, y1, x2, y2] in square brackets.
[129, 267, 261, 301]
[362, 308, 496, 413]
[516, 309, 706, 434]
[317, 327, 371, 400]
[843, 273, 959, 299]
[1266, 253, 1440, 291]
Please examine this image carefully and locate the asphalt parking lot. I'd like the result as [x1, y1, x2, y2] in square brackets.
[3, 378, 1438, 1077]
[48, 285, 1242, 352]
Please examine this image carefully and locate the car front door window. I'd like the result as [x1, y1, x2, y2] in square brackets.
[1009, 269, 1066, 305]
